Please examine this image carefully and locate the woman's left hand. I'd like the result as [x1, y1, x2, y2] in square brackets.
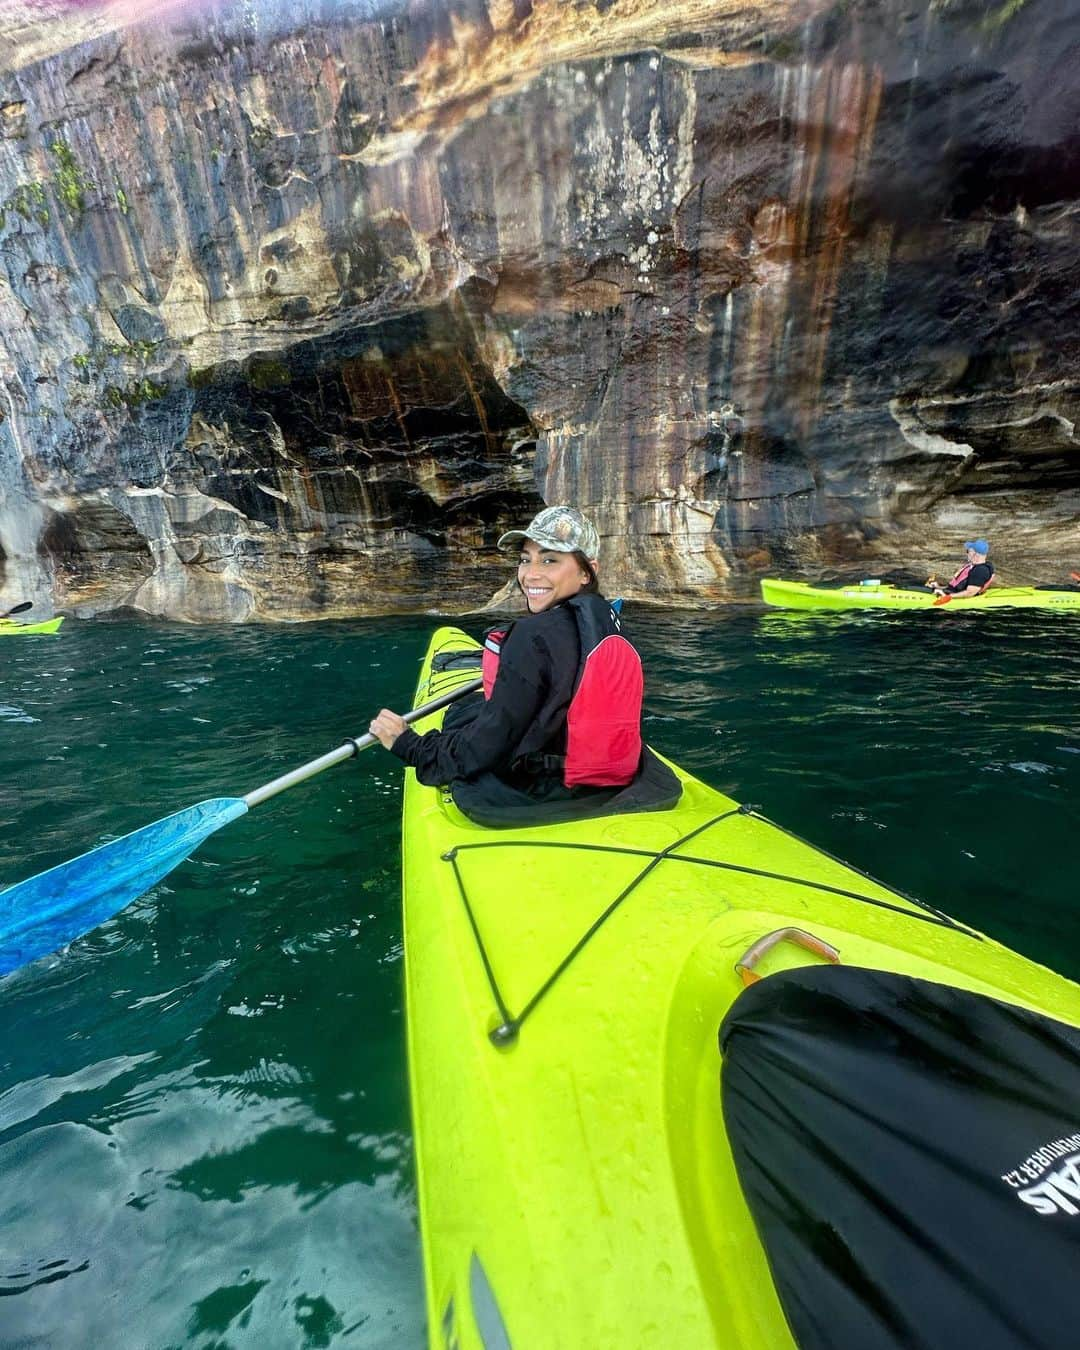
[369, 709, 408, 749]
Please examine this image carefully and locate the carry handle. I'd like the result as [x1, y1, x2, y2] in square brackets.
[735, 927, 840, 987]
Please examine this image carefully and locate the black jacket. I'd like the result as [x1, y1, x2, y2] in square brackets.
[390, 603, 582, 786]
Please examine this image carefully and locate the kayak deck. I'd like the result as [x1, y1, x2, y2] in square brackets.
[0, 616, 64, 635]
[401, 628, 1080, 1348]
[761, 578, 1080, 611]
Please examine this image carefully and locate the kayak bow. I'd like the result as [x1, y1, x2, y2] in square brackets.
[401, 628, 1080, 1349]
[0, 616, 64, 635]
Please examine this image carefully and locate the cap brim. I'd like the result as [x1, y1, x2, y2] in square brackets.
[497, 529, 576, 552]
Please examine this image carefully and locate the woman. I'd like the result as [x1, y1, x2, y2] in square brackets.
[369, 506, 678, 825]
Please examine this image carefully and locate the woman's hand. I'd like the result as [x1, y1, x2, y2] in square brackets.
[369, 709, 408, 749]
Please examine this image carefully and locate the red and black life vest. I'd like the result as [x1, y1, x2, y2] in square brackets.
[481, 596, 644, 788]
[947, 561, 995, 594]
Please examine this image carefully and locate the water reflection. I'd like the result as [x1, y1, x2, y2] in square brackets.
[169, 1122, 412, 1206]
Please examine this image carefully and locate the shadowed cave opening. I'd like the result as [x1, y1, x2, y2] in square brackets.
[38, 502, 155, 606]
[185, 304, 543, 609]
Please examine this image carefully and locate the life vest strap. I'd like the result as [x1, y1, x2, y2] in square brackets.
[512, 751, 567, 778]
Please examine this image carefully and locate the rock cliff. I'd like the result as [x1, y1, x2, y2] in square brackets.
[0, 0, 1077, 619]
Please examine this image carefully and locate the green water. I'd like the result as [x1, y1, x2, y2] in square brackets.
[1, 608, 1077, 1346]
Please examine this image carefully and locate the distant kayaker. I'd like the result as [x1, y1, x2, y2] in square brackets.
[930, 540, 994, 598]
[369, 506, 679, 825]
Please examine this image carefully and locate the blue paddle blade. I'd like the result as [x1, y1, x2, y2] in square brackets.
[0, 797, 249, 976]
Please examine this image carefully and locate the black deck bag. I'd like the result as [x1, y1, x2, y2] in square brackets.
[720, 965, 1080, 1350]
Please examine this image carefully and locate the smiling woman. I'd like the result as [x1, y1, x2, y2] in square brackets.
[368, 506, 677, 826]
[515, 539, 598, 612]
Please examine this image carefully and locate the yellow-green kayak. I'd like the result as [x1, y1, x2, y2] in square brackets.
[761, 578, 1080, 611]
[401, 627, 1080, 1348]
[0, 616, 64, 635]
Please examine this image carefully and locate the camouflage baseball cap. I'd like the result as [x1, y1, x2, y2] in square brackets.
[498, 506, 600, 559]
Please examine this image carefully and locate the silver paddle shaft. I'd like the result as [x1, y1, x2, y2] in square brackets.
[242, 676, 482, 808]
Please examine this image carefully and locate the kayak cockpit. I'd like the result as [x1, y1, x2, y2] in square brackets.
[720, 965, 1080, 1350]
[665, 904, 1080, 1348]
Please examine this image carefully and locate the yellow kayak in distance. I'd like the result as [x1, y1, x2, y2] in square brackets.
[0, 616, 64, 635]
[401, 627, 1080, 1349]
[761, 578, 1080, 611]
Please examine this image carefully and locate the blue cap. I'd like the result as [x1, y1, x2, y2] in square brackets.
[964, 539, 990, 555]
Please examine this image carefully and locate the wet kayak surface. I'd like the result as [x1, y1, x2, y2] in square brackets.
[0, 607, 1076, 1346]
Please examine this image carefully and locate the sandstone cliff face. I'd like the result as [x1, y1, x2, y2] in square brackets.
[0, 0, 1077, 620]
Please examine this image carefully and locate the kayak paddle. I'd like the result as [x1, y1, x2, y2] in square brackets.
[0, 675, 482, 977]
[0, 601, 32, 621]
